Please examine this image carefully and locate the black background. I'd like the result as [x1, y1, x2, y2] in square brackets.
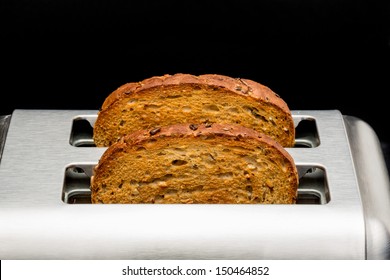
[1, 1, 389, 152]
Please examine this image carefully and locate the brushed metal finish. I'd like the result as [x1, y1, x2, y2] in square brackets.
[0, 109, 383, 259]
[344, 115, 390, 260]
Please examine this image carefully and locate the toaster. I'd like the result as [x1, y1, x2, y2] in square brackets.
[0, 109, 389, 259]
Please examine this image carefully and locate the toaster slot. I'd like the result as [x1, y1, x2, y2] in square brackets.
[294, 117, 320, 147]
[297, 166, 329, 204]
[69, 116, 96, 147]
[62, 164, 329, 204]
[62, 165, 92, 203]
[69, 115, 320, 148]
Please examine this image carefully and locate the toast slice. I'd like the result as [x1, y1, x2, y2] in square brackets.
[91, 123, 299, 204]
[93, 73, 295, 147]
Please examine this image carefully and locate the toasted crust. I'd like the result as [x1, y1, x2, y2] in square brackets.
[93, 73, 295, 147]
[101, 73, 290, 113]
[91, 123, 299, 204]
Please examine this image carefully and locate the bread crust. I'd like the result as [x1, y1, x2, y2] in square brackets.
[100, 73, 291, 114]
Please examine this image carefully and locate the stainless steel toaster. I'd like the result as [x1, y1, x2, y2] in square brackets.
[0, 109, 389, 259]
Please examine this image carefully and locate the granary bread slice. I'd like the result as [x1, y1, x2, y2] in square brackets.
[93, 73, 295, 147]
[90, 123, 299, 204]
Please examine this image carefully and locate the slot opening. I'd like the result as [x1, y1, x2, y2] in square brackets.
[294, 117, 320, 148]
[62, 164, 329, 204]
[69, 115, 321, 148]
[69, 116, 96, 147]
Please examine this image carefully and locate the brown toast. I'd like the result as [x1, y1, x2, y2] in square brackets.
[93, 73, 295, 147]
[91, 123, 298, 204]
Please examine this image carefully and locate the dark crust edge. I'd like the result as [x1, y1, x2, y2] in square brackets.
[99, 73, 291, 115]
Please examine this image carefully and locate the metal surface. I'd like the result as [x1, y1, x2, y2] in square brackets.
[344, 115, 390, 259]
[0, 109, 387, 259]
